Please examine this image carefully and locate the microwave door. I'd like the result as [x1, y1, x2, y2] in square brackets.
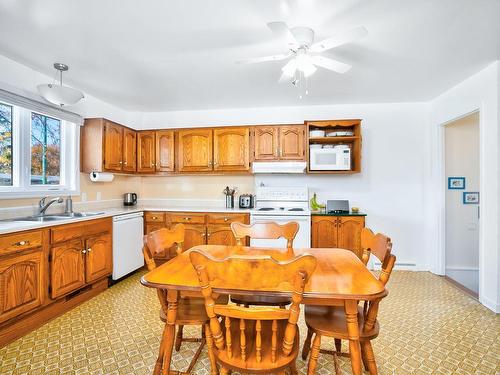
[310, 149, 339, 170]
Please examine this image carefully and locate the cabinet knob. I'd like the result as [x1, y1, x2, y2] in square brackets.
[184, 217, 191, 221]
[207, 233, 211, 237]
[82, 249, 87, 254]
[87, 248, 92, 252]
[224, 217, 229, 222]
[152, 216, 158, 220]
[14, 240, 29, 246]
[123, 161, 127, 165]
[119, 161, 123, 164]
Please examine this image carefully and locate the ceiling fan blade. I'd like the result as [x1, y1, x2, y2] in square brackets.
[236, 53, 291, 64]
[310, 55, 352, 73]
[310, 26, 368, 53]
[278, 72, 291, 83]
[267, 21, 297, 47]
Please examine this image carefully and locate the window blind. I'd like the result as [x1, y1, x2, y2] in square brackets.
[0, 86, 84, 126]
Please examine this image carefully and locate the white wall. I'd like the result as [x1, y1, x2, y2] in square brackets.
[430, 61, 500, 312]
[444, 113, 479, 293]
[142, 102, 431, 271]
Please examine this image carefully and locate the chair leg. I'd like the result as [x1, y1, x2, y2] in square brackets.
[307, 334, 322, 375]
[302, 328, 314, 360]
[174, 325, 184, 352]
[333, 351, 341, 375]
[361, 341, 378, 375]
[205, 324, 218, 375]
[290, 361, 299, 375]
[220, 367, 231, 375]
[334, 338, 342, 354]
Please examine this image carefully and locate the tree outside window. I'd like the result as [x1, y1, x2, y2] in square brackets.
[30, 113, 61, 185]
[0, 103, 13, 186]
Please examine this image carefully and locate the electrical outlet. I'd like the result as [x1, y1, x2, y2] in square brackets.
[96, 192, 101, 201]
[81, 192, 87, 202]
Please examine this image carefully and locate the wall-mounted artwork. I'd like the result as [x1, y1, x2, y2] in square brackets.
[463, 192, 479, 204]
[448, 177, 465, 189]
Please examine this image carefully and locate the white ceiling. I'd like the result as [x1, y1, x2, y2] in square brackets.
[0, 0, 499, 111]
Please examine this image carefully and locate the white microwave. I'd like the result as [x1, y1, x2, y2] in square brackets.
[309, 146, 351, 171]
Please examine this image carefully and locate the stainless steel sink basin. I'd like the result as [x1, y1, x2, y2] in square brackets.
[7, 212, 105, 223]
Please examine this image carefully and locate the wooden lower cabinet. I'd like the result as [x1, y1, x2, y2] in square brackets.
[50, 239, 86, 299]
[85, 233, 112, 283]
[184, 225, 207, 250]
[311, 215, 365, 258]
[0, 249, 45, 324]
[207, 225, 237, 246]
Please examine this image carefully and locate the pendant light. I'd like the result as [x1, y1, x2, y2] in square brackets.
[37, 63, 84, 106]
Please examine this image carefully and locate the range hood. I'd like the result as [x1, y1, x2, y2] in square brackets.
[252, 161, 307, 174]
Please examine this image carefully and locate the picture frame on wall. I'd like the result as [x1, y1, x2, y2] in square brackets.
[463, 192, 479, 204]
[448, 177, 465, 189]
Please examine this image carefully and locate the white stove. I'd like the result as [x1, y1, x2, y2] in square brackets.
[250, 186, 311, 248]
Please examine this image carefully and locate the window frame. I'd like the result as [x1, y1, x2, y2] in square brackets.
[0, 101, 80, 199]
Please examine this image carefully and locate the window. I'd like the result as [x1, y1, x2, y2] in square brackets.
[0, 101, 79, 198]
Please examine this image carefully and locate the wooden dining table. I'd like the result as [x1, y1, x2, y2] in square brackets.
[141, 245, 387, 375]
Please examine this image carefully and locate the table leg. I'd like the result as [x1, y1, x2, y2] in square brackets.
[156, 290, 179, 375]
[344, 299, 362, 375]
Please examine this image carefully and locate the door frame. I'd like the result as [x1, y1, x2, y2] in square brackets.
[435, 108, 482, 299]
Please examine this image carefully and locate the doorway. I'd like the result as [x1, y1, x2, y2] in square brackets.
[444, 111, 480, 297]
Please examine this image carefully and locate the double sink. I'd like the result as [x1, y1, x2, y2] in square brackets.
[3, 212, 105, 223]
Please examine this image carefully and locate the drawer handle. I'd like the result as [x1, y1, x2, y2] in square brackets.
[152, 216, 158, 220]
[14, 240, 30, 246]
[184, 217, 191, 221]
[224, 217, 229, 222]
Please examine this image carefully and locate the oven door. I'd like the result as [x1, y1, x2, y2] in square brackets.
[249, 215, 311, 248]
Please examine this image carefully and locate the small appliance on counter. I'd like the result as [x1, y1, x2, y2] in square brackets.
[326, 200, 350, 214]
[239, 194, 254, 208]
[123, 192, 138, 206]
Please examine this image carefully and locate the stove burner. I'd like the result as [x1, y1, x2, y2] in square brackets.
[258, 207, 274, 211]
[288, 208, 304, 211]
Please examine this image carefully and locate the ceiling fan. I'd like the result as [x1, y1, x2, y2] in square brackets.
[237, 22, 367, 83]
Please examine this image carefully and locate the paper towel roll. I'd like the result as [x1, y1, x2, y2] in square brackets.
[89, 172, 114, 182]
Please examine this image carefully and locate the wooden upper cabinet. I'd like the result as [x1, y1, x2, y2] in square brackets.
[213, 127, 250, 171]
[254, 126, 279, 161]
[50, 239, 86, 299]
[137, 131, 156, 173]
[178, 129, 213, 172]
[84, 232, 112, 283]
[155, 130, 175, 172]
[103, 121, 123, 171]
[0, 249, 45, 324]
[122, 127, 137, 172]
[279, 125, 305, 160]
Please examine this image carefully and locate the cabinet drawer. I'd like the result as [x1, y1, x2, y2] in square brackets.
[145, 212, 166, 223]
[51, 218, 111, 244]
[207, 213, 248, 225]
[0, 230, 43, 255]
[169, 212, 206, 224]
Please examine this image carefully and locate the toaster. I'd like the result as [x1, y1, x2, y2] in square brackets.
[238, 194, 254, 208]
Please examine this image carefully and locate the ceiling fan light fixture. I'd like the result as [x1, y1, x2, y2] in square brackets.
[281, 58, 298, 77]
[37, 63, 84, 107]
[296, 54, 317, 77]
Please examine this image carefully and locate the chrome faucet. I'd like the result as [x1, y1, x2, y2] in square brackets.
[38, 196, 63, 215]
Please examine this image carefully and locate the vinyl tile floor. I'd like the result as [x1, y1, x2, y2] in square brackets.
[0, 271, 499, 375]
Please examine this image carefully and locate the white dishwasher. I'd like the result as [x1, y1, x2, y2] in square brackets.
[112, 212, 144, 280]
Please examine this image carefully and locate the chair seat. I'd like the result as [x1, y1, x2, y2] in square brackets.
[159, 295, 229, 324]
[215, 319, 299, 373]
[230, 294, 291, 307]
[304, 305, 379, 341]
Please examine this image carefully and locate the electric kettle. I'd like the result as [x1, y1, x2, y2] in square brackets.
[123, 193, 137, 206]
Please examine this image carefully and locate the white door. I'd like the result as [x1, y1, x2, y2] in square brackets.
[445, 112, 480, 295]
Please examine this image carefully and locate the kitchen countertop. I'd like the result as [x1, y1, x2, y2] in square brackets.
[0, 205, 252, 235]
[311, 211, 367, 216]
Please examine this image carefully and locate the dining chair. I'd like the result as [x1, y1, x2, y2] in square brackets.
[143, 224, 210, 374]
[190, 249, 317, 375]
[301, 230, 395, 375]
[230, 221, 299, 308]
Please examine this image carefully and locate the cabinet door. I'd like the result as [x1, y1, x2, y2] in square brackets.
[178, 129, 213, 172]
[137, 131, 156, 173]
[122, 128, 137, 172]
[155, 130, 175, 172]
[50, 239, 86, 299]
[0, 249, 44, 323]
[213, 127, 250, 171]
[337, 217, 365, 257]
[311, 216, 338, 248]
[279, 125, 305, 160]
[85, 232, 112, 283]
[103, 122, 123, 171]
[183, 225, 207, 251]
[254, 126, 279, 160]
[207, 225, 237, 246]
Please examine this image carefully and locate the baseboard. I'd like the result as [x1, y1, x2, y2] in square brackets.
[480, 295, 500, 313]
[372, 262, 419, 271]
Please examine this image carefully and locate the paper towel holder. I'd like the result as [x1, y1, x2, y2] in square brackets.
[89, 172, 114, 182]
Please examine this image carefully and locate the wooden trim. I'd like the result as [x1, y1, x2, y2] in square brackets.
[443, 275, 479, 299]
